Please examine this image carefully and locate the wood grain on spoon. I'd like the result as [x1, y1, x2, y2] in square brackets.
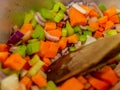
[46, 34, 120, 83]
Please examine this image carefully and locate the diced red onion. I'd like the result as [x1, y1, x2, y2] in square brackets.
[80, 25, 88, 30]
[31, 85, 40, 90]
[44, 30, 59, 42]
[84, 35, 96, 45]
[39, 70, 47, 79]
[51, 53, 62, 63]
[72, 3, 87, 14]
[34, 14, 45, 26]
[22, 30, 32, 41]
[88, 17, 98, 23]
[88, 2, 103, 17]
[35, 12, 46, 22]
[61, 47, 69, 56]
[75, 41, 82, 49]
[9, 46, 18, 52]
[7, 31, 24, 45]
[20, 69, 28, 78]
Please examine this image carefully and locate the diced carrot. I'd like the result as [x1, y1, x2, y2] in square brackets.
[44, 21, 56, 31]
[58, 37, 67, 50]
[98, 27, 104, 32]
[104, 6, 118, 18]
[105, 20, 114, 30]
[38, 41, 59, 58]
[4, 53, 26, 71]
[89, 22, 99, 31]
[43, 57, 51, 66]
[0, 52, 10, 63]
[38, 41, 50, 57]
[20, 23, 33, 34]
[109, 15, 120, 24]
[44, 41, 59, 58]
[67, 34, 79, 43]
[57, 21, 65, 28]
[88, 86, 95, 90]
[32, 73, 47, 88]
[77, 76, 88, 85]
[97, 66, 118, 85]
[47, 28, 62, 38]
[68, 7, 87, 26]
[23, 56, 31, 70]
[0, 44, 9, 52]
[60, 77, 84, 90]
[98, 16, 108, 25]
[94, 30, 103, 38]
[81, 5, 92, 15]
[15, 88, 23, 90]
[88, 76, 109, 90]
[20, 76, 32, 90]
[89, 9, 99, 17]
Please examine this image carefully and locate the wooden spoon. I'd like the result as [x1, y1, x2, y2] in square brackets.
[46, 34, 120, 83]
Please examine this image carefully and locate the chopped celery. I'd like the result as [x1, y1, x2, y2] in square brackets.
[53, 2, 60, 12]
[73, 26, 81, 33]
[31, 17, 37, 28]
[62, 28, 67, 37]
[1, 68, 16, 75]
[13, 45, 27, 57]
[76, 33, 81, 41]
[79, 35, 87, 42]
[106, 30, 117, 36]
[54, 10, 64, 22]
[59, 2, 66, 12]
[28, 39, 39, 43]
[29, 55, 40, 66]
[66, 21, 74, 36]
[46, 81, 57, 90]
[28, 60, 44, 76]
[32, 25, 45, 40]
[26, 41, 40, 55]
[83, 30, 92, 36]
[24, 10, 34, 23]
[69, 46, 76, 52]
[118, 13, 120, 20]
[98, 3, 107, 12]
[40, 8, 54, 20]
[41, 81, 56, 90]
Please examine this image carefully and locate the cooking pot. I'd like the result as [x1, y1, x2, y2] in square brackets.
[0, 0, 120, 43]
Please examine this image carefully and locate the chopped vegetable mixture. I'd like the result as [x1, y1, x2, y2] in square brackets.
[0, 1, 120, 90]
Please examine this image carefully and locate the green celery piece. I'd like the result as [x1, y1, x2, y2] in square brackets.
[31, 17, 37, 28]
[1, 68, 16, 75]
[53, 2, 60, 12]
[26, 41, 40, 55]
[76, 33, 81, 41]
[28, 60, 44, 76]
[28, 39, 39, 43]
[40, 8, 54, 20]
[69, 46, 76, 52]
[73, 26, 81, 33]
[24, 10, 34, 23]
[106, 30, 117, 36]
[79, 35, 87, 42]
[66, 21, 74, 36]
[46, 81, 56, 90]
[115, 53, 120, 62]
[98, 3, 107, 12]
[59, 2, 66, 12]
[83, 30, 92, 36]
[54, 10, 64, 23]
[62, 28, 67, 37]
[32, 25, 45, 40]
[118, 13, 120, 20]
[13, 45, 27, 57]
[29, 55, 40, 66]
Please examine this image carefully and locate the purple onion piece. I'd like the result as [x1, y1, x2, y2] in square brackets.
[7, 31, 24, 45]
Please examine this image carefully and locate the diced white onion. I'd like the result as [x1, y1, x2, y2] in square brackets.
[84, 35, 96, 45]
[72, 3, 87, 14]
